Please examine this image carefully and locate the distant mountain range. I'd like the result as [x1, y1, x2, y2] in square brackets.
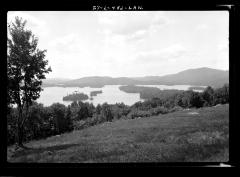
[41, 78, 71, 86]
[42, 67, 229, 88]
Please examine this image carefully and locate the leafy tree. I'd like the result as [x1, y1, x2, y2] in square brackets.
[132, 101, 143, 109]
[26, 103, 45, 139]
[202, 86, 214, 106]
[222, 83, 229, 103]
[65, 106, 74, 131]
[69, 101, 79, 121]
[96, 104, 102, 114]
[213, 83, 229, 104]
[180, 91, 193, 108]
[70, 101, 79, 108]
[7, 17, 51, 146]
[174, 94, 184, 107]
[189, 92, 204, 108]
[77, 101, 90, 120]
[50, 103, 66, 134]
[182, 90, 204, 108]
[85, 102, 95, 117]
[101, 103, 113, 122]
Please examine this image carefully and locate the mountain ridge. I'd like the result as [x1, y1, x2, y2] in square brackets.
[42, 67, 229, 88]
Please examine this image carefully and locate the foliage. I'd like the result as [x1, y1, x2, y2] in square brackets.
[150, 106, 170, 115]
[63, 92, 89, 101]
[51, 103, 70, 134]
[110, 103, 130, 120]
[202, 86, 215, 106]
[65, 106, 74, 131]
[7, 16, 229, 148]
[90, 90, 103, 97]
[101, 103, 114, 122]
[7, 104, 229, 163]
[7, 83, 229, 146]
[7, 16, 51, 146]
[213, 84, 229, 105]
[127, 109, 151, 119]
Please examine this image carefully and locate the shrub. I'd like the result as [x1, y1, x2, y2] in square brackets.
[150, 106, 169, 115]
[111, 103, 131, 120]
[72, 120, 85, 130]
[101, 103, 113, 122]
[127, 109, 151, 119]
[202, 86, 214, 106]
[213, 84, 229, 105]
[169, 106, 183, 113]
[50, 103, 68, 134]
[83, 115, 105, 128]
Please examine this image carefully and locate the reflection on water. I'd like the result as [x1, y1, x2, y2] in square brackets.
[37, 85, 205, 107]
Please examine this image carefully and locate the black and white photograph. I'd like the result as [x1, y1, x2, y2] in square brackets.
[6, 9, 231, 164]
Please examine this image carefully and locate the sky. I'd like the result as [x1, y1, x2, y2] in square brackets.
[7, 11, 229, 79]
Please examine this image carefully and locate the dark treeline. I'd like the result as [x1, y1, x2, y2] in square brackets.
[119, 85, 184, 100]
[62, 92, 89, 101]
[119, 85, 207, 100]
[7, 83, 229, 146]
[90, 90, 103, 97]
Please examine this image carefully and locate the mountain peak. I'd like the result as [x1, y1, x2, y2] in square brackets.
[178, 67, 224, 73]
[43, 67, 228, 88]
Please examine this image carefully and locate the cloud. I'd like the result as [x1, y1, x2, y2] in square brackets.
[48, 33, 82, 52]
[94, 12, 172, 65]
[216, 41, 229, 70]
[135, 44, 187, 63]
[8, 11, 45, 27]
[217, 41, 228, 51]
[196, 24, 209, 31]
[7, 11, 48, 37]
[97, 12, 169, 42]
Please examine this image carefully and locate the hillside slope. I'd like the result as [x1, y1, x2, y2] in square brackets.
[7, 104, 229, 163]
[62, 76, 141, 87]
[43, 67, 229, 88]
[153, 67, 229, 88]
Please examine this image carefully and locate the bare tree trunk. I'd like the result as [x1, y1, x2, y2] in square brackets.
[16, 106, 24, 147]
[15, 91, 31, 149]
[21, 102, 29, 128]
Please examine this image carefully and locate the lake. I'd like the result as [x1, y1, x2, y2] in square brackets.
[37, 85, 206, 107]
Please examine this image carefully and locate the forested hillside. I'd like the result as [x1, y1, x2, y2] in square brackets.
[42, 68, 228, 88]
[8, 104, 229, 162]
[7, 84, 229, 146]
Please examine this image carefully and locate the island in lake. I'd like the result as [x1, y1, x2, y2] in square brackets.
[119, 85, 184, 100]
[63, 91, 89, 101]
[90, 90, 103, 97]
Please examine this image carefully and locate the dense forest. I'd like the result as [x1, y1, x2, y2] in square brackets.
[7, 83, 229, 146]
[119, 85, 184, 100]
[6, 16, 229, 148]
[62, 92, 89, 101]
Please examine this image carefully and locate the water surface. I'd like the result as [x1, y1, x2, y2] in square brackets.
[37, 85, 142, 107]
[37, 84, 206, 107]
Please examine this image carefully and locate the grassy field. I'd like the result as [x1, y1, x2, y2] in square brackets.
[7, 104, 229, 163]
